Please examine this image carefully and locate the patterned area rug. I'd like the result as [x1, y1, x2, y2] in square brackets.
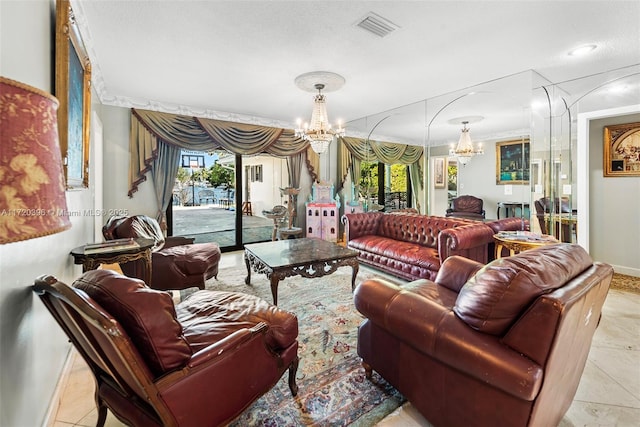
[610, 272, 640, 294]
[182, 265, 405, 426]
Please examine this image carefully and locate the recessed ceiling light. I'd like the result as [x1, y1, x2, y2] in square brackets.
[568, 44, 597, 57]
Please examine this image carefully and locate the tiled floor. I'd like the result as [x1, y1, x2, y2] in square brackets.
[52, 251, 640, 426]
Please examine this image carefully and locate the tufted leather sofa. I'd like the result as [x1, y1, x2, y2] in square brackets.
[354, 243, 613, 427]
[343, 211, 522, 281]
[33, 269, 299, 427]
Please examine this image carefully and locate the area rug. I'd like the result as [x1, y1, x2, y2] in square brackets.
[182, 265, 405, 426]
[610, 272, 640, 294]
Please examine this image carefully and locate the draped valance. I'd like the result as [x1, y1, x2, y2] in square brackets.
[340, 136, 423, 165]
[337, 136, 424, 194]
[129, 108, 315, 196]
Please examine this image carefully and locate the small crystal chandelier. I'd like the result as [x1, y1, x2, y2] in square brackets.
[295, 83, 345, 154]
[449, 121, 484, 166]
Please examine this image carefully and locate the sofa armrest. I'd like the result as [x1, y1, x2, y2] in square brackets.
[434, 255, 484, 293]
[164, 236, 195, 248]
[342, 212, 383, 241]
[354, 278, 543, 401]
[437, 223, 495, 261]
[187, 323, 268, 368]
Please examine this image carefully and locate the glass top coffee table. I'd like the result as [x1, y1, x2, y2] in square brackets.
[244, 238, 359, 305]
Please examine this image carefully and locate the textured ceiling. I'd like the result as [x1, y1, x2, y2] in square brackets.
[72, 0, 640, 145]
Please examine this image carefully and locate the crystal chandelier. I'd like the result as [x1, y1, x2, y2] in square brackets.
[295, 83, 345, 154]
[449, 121, 484, 166]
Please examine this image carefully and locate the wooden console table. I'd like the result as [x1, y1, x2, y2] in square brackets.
[496, 201, 530, 219]
[70, 238, 155, 284]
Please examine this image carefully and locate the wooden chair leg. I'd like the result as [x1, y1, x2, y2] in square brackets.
[288, 356, 299, 396]
[362, 361, 373, 379]
[96, 400, 108, 427]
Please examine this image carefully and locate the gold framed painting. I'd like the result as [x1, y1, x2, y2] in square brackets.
[56, 0, 91, 189]
[434, 157, 445, 188]
[496, 139, 530, 185]
[603, 122, 640, 177]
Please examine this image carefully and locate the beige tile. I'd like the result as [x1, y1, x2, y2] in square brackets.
[561, 401, 640, 426]
[375, 403, 432, 426]
[104, 412, 128, 427]
[593, 294, 640, 351]
[588, 346, 640, 401]
[54, 359, 96, 424]
[574, 360, 640, 408]
[76, 408, 127, 427]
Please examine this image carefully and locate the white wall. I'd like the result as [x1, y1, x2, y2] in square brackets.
[588, 113, 640, 276]
[100, 105, 158, 219]
[0, 1, 96, 425]
[243, 155, 288, 216]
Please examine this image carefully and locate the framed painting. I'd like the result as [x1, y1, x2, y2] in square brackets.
[434, 157, 445, 188]
[603, 122, 640, 177]
[56, 0, 91, 189]
[496, 139, 530, 185]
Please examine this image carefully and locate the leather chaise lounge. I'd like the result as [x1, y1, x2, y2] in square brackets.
[354, 243, 613, 427]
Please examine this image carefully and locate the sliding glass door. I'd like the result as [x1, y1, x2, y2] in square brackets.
[168, 150, 286, 251]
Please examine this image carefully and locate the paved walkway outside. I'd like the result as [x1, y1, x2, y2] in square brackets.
[172, 205, 273, 247]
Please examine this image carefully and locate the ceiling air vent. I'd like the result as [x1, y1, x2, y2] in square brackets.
[355, 12, 399, 38]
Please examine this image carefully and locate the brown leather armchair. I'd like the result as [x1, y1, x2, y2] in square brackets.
[354, 243, 613, 427]
[445, 195, 485, 220]
[33, 269, 299, 427]
[103, 215, 221, 291]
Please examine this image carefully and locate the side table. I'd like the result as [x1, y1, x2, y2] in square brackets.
[70, 238, 155, 284]
[493, 231, 559, 259]
[496, 201, 530, 219]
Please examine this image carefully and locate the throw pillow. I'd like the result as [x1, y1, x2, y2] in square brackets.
[73, 269, 191, 377]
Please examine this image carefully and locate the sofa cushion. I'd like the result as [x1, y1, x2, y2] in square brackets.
[73, 269, 192, 377]
[176, 290, 298, 353]
[453, 243, 593, 335]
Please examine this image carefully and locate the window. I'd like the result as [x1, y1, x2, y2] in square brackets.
[250, 165, 263, 182]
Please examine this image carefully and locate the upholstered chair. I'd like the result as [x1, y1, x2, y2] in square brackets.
[354, 244, 612, 427]
[103, 215, 221, 291]
[534, 197, 575, 241]
[445, 195, 485, 220]
[33, 270, 299, 427]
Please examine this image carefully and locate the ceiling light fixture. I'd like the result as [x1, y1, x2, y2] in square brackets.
[449, 121, 484, 166]
[294, 72, 346, 154]
[568, 44, 597, 57]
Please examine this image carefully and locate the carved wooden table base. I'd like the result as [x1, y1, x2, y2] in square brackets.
[244, 238, 359, 305]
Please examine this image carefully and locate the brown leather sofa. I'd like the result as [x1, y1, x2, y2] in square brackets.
[33, 269, 299, 427]
[103, 214, 221, 291]
[354, 243, 613, 427]
[342, 211, 525, 281]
